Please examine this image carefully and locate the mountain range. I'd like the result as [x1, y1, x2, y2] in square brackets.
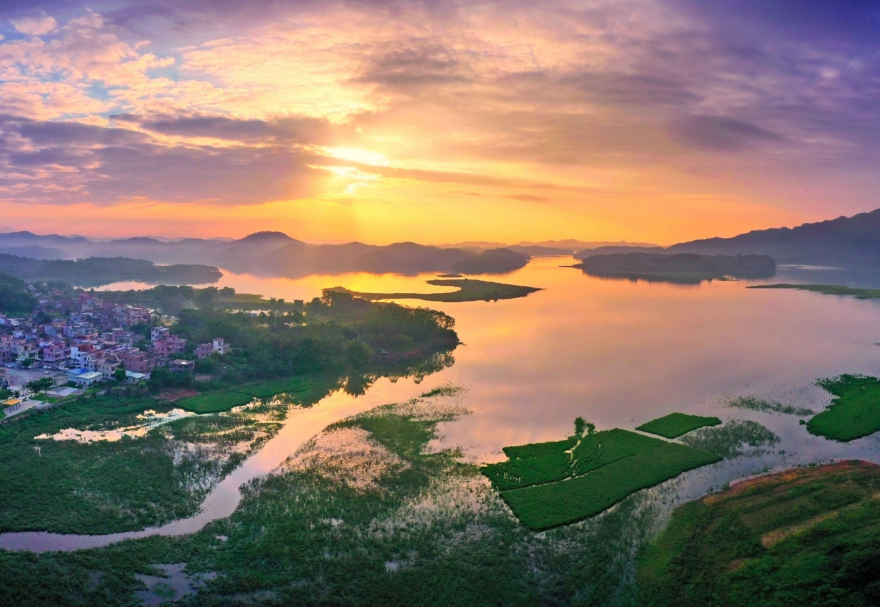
[667, 209, 880, 267]
[0, 231, 529, 278]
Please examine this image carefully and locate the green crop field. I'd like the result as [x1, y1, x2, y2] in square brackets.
[636, 412, 721, 438]
[482, 427, 721, 530]
[807, 374, 880, 441]
[175, 391, 255, 413]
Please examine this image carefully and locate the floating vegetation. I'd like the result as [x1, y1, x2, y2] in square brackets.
[726, 396, 814, 416]
[281, 426, 409, 492]
[636, 412, 722, 438]
[808, 375, 880, 442]
[482, 422, 721, 530]
[679, 420, 780, 458]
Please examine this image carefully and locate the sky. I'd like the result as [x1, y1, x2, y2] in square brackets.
[0, 0, 878, 244]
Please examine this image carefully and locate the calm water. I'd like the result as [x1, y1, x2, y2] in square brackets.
[7, 257, 880, 552]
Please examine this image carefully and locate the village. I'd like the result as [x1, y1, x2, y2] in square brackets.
[0, 289, 229, 420]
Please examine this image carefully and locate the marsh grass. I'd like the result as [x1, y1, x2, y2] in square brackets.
[726, 396, 814, 416]
[679, 420, 780, 458]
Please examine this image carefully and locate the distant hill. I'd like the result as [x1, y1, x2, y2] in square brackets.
[259, 243, 528, 277]
[0, 230, 535, 277]
[439, 239, 659, 255]
[575, 252, 776, 284]
[669, 209, 880, 267]
[574, 245, 665, 260]
[0, 255, 222, 288]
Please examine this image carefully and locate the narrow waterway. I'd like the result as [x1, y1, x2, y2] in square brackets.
[0, 377, 431, 553]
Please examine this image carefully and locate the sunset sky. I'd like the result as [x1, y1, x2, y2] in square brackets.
[0, 1, 878, 244]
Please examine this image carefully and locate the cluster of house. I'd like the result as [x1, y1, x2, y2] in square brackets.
[0, 292, 231, 388]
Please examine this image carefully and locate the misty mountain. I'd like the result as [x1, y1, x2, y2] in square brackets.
[0, 230, 532, 278]
[0, 255, 222, 288]
[669, 209, 880, 267]
[439, 239, 659, 255]
[574, 245, 665, 260]
[259, 242, 528, 277]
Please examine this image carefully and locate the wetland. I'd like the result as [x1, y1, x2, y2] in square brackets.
[6, 258, 880, 604]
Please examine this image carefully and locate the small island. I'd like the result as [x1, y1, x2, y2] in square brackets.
[574, 252, 776, 284]
[748, 283, 880, 299]
[326, 278, 543, 303]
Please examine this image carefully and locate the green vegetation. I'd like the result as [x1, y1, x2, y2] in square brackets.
[726, 395, 814, 416]
[0, 391, 290, 534]
[636, 412, 721, 438]
[679, 420, 780, 458]
[638, 460, 880, 607]
[175, 377, 328, 413]
[0, 393, 662, 606]
[807, 374, 880, 441]
[174, 391, 255, 414]
[25, 377, 54, 393]
[0, 255, 221, 287]
[482, 423, 721, 530]
[0, 272, 38, 314]
[327, 278, 542, 303]
[748, 283, 880, 299]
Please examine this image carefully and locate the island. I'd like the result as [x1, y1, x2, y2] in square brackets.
[748, 283, 880, 299]
[573, 252, 776, 284]
[325, 278, 543, 303]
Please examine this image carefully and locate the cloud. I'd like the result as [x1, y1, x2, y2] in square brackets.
[668, 115, 785, 151]
[11, 16, 58, 36]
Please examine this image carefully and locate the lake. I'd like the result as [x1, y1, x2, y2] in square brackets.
[9, 256, 879, 552]
[101, 257, 880, 465]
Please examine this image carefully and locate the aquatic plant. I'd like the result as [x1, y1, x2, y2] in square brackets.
[679, 420, 779, 458]
[726, 396, 814, 416]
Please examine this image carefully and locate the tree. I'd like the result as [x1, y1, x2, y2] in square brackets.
[344, 340, 373, 368]
[574, 417, 595, 437]
[113, 368, 127, 383]
[26, 377, 54, 392]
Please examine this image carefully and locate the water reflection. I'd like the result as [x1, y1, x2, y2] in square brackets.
[20, 256, 880, 551]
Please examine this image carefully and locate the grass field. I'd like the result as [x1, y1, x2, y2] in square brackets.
[637, 460, 880, 607]
[328, 278, 542, 303]
[482, 427, 721, 530]
[176, 377, 328, 413]
[174, 392, 255, 413]
[807, 374, 880, 441]
[749, 283, 880, 299]
[636, 412, 722, 438]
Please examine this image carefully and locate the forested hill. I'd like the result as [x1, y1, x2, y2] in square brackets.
[668, 208, 880, 267]
[0, 273, 38, 315]
[0, 255, 222, 287]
